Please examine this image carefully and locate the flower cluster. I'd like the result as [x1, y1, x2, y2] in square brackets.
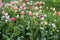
[0, 0, 60, 40]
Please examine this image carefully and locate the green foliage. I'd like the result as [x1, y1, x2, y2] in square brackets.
[52, 0, 60, 2]
[2, 0, 11, 3]
[0, 0, 60, 40]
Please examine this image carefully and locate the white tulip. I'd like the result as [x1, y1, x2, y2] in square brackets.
[16, 15, 19, 18]
[52, 23, 56, 28]
[6, 15, 10, 19]
[5, 13, 8, 16]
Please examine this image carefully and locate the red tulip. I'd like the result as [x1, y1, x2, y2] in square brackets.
[58, 12, 60, 16]
[12, 18, 17, 22]
[26, 0, 28, 3]
[21, 11, 25, 15]
[28, 11, 32, 16]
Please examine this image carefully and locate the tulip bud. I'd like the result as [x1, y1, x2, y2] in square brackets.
[28, 11, 32, 16]
[58, 12, 60, 16]
[21, 11, 25, 15]
[2, 11, 5, 15]
[12, 18, 16, 22]
[46, 7, 48, 9]
[20, 0, 23, 2]
[11, 6, 14, 9]
[15, 7, 18, 10]
[26, 0, 28, 3]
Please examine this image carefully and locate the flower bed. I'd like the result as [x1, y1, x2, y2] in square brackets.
[0, 0, 60, 40]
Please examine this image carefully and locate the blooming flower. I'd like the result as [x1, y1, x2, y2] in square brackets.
[11, 6, 14, 9]
[28, 11, 32, 16]
[41, 22, 44, 25]
[34, 6, 39, 10]
[12, 18, 17, 22]
[44, 21, 48, 25]
[0, 0, 2, 3]
[27, 2, 30, 5]
[5, 20, 8, 22]
[2, 11, 5, 15]
[16, 15, 19, 18]
[0, 3, 3, 7]
[6, 15, 10, 19]
[58, 12, 60, 16]
[46, 7, 48, 9]
[53, 8, 55, 11]
[56, 30, 59, 32]
[50, 7, 53, 10]
[13, 1, 17, 4]
[43, 2, 45, 4]
[21, 15, 24, 19]
[30, 1, 33, 3]
[26, 0, 29, 3]
[40, 16, 44, 20]
[52, 23, 56, 28]
[21, 11, 25, 15]
[15, 7, 18, 10]
[39, 6, 43, 9]
[5, 13, 8, 16]
[39, 1, 43, 5]
[53, 11, 56, 16]
[20, 0, 23, 2]
[33, 16, 36, 19]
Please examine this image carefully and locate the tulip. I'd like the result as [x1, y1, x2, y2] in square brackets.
[21, 11, 25, 15]
[20, 0, 23, 2]
[43, 2, 45, 4]
[53, 11, 56, 15]
[6, 15, 10, 19]
[28, 11, 32, 16]
[58, 12, 60, 16]
[26, 0, 28, 3]
[40, 16, 44, 20]
[15, 7, 18, 10]
[33, 16, 36, 19]
[53, 8, 55, 11]
[2, 11, 5, 15]
[16, 15, 19, 18]
[13, 1, 17, 4]
[0, 0, 2, 3]
[11, 6, 14, 9]
[52, 23, 56, 28]
[34, 7, 39, 10]
[39, 6, 43, 9]
[46, 7, 48, 9]
[5, 13, 8, 16]
[39, 1, 43, 5]
[12, 18, 17, 22]
[50, 7, 53, 10]
[0, 3, 3, 6]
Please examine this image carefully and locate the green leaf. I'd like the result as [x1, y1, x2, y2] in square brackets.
[41, 38, 46, 40]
